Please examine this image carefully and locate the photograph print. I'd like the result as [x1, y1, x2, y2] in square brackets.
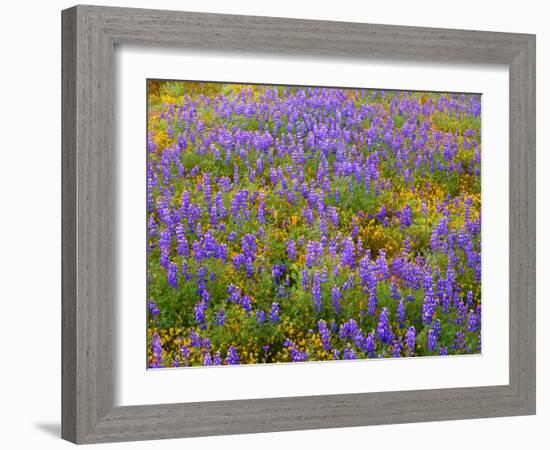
[146, 80, 482, 368]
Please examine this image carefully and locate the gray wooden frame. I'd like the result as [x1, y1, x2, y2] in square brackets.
[62, 4, 536, 444]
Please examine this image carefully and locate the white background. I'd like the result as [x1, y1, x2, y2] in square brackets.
[0, 0, 546, 449]
[116, 48, 509, 405]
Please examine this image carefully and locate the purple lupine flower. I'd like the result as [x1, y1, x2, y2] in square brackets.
[376, 204, 388, 224]
[430, 217, 449, 253]
[157, 197, 172, 229]
[340, 237, 356, 268]
[328, 238, 339, 257]
[150, 332, 163, 368]
[468, 308, 480, 332]
[312, 270, 323, 312]
[331, 319, 338, 335]
[168, 261, 178, 288]
[427, 329, 437, 352]
[456, 300, 467, 324]
[342, 273, 355, 291]
[401, 204, 413, 228]
[376, 250, 390, 280]
[405, 326, 416, 355]
[359, 255, 378, 316]
[282, 338, 308, 361]
[343, 345, 358, 360]
[193, 239, 206, 263]
[241, 233, 257, 259]
[200, 287, 212, 307]
[202, 351, 213, 366]
[390, 278, 400, 300]
[397, 298, 405, 327]
[270, 302, 280, 322]
[352, 329, 368, 352]
[148, 214, 158, 240]
[320, 266, 329, 283]
[433, 318, 441, 339]
[257, 191, 267, 224]
[272, 264, 286, 281]
[175, 224, 189, 257]
[467, 290, 474, 306]
[215, 308, 226, 325]
[286, 238, 298, 260]
[339, 319, 360, 340]
[305, 240, 323, 268]
[215, 192, 226, 218]
[422, 270, 437, 325]
[158, 229, 172, 269]
[148, 299, 160, 319]
[290, 346, 308, 362]
[241, 294, 252, 312]
[439, 346, 448, 356]
[226, 346, 241, 365]
[453, 331, 466, 351]
[228, 284, 242, 303]
[190, 330, 201, 348]
[392, 338, 403, 357]
[244, 258, 255, 278]
[477, 333, 482, 352]
[327, 206, 339, 228]
[318, 320, 332, 350]
[366, 332, 375, 355]
[180, 345, 190, 366]
[331, 284, 342, 315]
[304, 208, 314, 226]
[256, 310, 266, 323]
[351, 216, 360, 237]
[194, 301, 207, 330]
[302, 269, 310, 289]
[377, 307, 391, 343]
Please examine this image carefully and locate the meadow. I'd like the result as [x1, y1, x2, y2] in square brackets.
[146, 81, 481, 368]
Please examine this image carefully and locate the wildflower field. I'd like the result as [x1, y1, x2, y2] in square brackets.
[146, 80, 482, 368]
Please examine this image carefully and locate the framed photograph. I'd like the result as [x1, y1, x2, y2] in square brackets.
[62, 4, 536, 444]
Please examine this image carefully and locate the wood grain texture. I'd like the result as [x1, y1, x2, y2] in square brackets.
[61, 4, 536, 444]
[508, 37, 536, 409]
[61, 6, 77, 443]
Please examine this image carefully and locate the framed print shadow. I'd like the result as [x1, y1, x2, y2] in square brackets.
[61, 5, 536, 444]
